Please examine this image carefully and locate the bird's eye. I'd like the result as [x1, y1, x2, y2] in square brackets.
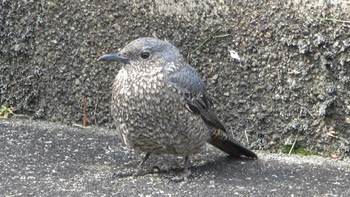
[140, 51, 150, 59]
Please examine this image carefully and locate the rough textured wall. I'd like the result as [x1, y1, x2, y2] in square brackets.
[1, 0, 349, 157]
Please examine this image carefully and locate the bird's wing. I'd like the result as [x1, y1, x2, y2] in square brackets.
[166, 65, 226, 131]
[166, 64, 257, 158]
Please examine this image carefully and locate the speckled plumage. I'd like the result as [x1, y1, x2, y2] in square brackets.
[99, 37, 257, 180]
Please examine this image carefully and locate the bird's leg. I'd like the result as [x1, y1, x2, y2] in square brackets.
[182, 156, 192, 180]
[112, 152, 151, 178]
[168, 156, 192, 182]
[132, 152, 151, 176]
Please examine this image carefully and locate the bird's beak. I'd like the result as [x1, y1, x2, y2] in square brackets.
[98, 53, 130, 64]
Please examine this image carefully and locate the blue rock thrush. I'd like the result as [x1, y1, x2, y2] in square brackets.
[99, 37, 257, 181]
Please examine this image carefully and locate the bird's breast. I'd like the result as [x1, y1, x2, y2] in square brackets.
[110, 69, 209, 155]
[112, 68, 172, 121]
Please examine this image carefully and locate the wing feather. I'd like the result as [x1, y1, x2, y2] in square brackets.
[167, 65, 226, 131]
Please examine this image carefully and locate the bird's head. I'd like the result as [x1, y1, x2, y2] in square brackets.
[99, 37, 183, 73]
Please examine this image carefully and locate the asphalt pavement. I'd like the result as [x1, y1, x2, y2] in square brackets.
[0, 118, 349, 196]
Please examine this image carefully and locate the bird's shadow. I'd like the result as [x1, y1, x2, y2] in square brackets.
[111, 153, 259, 181]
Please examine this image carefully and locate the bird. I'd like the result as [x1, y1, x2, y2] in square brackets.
[99, 37, 257, 181]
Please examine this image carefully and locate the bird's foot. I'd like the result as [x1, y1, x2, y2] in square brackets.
[112, 171, 134, 178]
[132, 168, 150, 177]
[166, 169, 192, 182]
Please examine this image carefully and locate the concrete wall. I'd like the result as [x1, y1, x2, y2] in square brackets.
[1, 0, 349, 156]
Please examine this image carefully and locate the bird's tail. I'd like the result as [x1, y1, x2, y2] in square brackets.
[208, 129, 257, 158]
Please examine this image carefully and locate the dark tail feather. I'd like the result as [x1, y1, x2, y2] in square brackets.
[209, 138, 258, 158]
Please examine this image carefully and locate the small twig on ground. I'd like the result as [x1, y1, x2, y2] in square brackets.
[73, 96, 88, 129]
[214, 33, 230, 38]
[72, 123, 87, 129]
[288, 136, 298, 155]
[94, 98, 98, 126]
[244, 129, 250, 144]
[82, 96, 87, 128]
[319, 17, 350, 24]
[296, 101, 315, 118]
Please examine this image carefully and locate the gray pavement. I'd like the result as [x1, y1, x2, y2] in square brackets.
[0, 118, 349, 196]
